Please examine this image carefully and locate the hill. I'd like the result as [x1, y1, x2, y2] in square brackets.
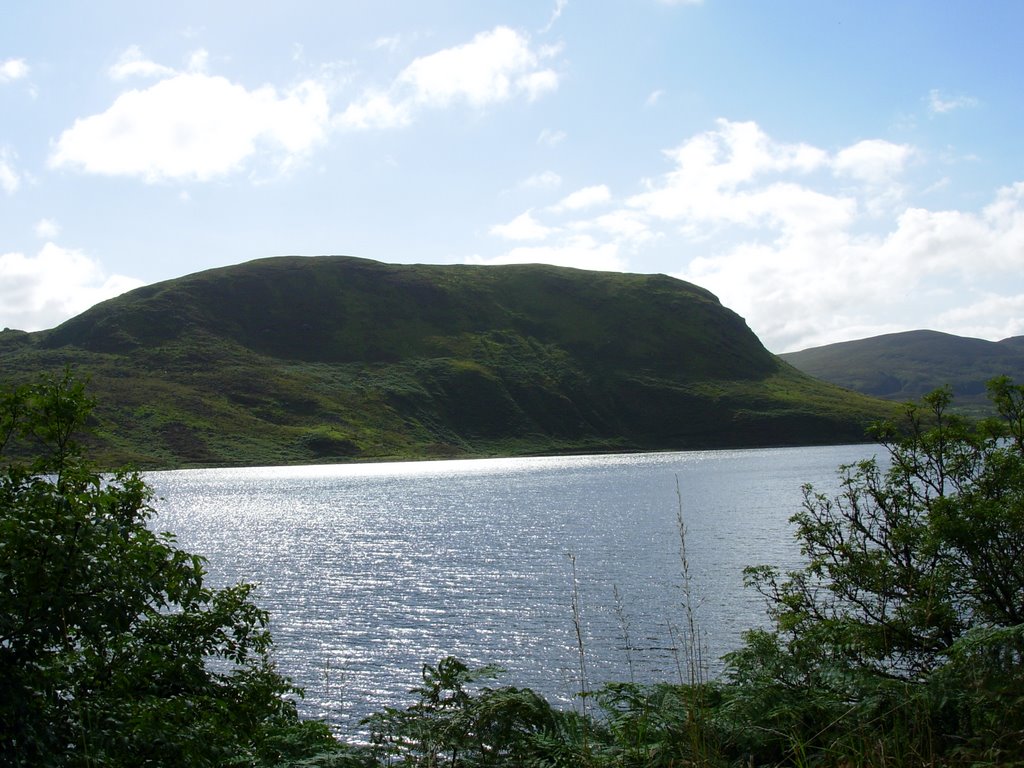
[0, 256, 893, 469]
[779, 330, 1024, 411]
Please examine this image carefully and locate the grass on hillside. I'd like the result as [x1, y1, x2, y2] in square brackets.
[1, 258, 897, 469]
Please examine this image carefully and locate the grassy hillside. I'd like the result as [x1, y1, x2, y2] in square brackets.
[780, 329, 1024, 412]
[0, 256, 894, 469]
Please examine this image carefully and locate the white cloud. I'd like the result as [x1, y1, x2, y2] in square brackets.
[677, 177, 1024, 352]
[585, 209, 655, 242]
[550, 184, 611, 212]
[398, 26, 557, 106]
[521, 170, 562, 189]
[540, 0, 569, 33]
[337, 88, 412, 130]
[928, 89, 979, 115]
[0, 58, 29, 82]
[488, 118, 1024, 352]
[467, 234, 626, 272]
[370, 31, 431, 54]
[34, 218, 60, 239]
[627, 120, 840, 235]
[832, 139, 913, 185]
[517, 69, 560, 101]
[935, 293, 1024, 341]
[49, 71, 330, 182]
[338, 26, 559, 130]
[0, 244, 144, 331]
[491, 210, 555, 240]
[0, 148, 19, 194]
[187, 49, 209, 73]
[109, 45, 177, 80]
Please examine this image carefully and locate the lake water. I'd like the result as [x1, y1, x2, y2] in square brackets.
[147, 444, 876, 733]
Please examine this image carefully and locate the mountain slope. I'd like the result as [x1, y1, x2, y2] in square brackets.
[780, 330, 1024, 408]
[1, 256, 893, 468]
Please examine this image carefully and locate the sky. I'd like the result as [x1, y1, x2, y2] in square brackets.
[2, 1, 1023, 353]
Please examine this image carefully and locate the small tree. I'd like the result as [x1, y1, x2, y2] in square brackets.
[0, 372, 341, 767]
[364, 656, 559, 767]
[725, 378, 1024, 762]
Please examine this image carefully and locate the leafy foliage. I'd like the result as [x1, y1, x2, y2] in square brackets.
[723, 376, 1024, 764]
[0, 372, 345, 766]
[364, 656, 560, 767]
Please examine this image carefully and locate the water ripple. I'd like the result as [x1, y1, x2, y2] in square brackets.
[148, 445, 875, 732]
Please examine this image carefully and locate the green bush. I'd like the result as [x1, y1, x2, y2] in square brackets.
[0, 372, 344, 767]
[364, 656, 561, 767]
[723, 377, 1024, 765]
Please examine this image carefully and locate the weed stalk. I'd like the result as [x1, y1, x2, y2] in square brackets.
[567, 552, 590, 725]
[612, 584, 636, 685]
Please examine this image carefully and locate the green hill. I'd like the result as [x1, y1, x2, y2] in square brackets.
[780, 329, 1024, 412]
[0, 256, 893, 469]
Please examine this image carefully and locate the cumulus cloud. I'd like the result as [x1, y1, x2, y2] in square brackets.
[338, 88, 413, 130]
[679, 185, 1024, 352]
[108, 45, 177, 80]
[550, 184, 611, 212]
[55, 33, 559, 181]
[832, 139, 913, 185]
[338, 26, 559, 129]
[656, 122, 1024, 351]
[49, 61, 331, 182]
[0, 148, 19, 194]
[34, 218, 60, 239]
[582, 209, 654, 242]
[484, 190, 651, 271]
[0, 244, 144, 331]
[0, 58, 29, 82]
[831, 138, 914, 215]
[468, 234, 626, 272]
[491, 210, 555, 240]
[628, 120, 842, 237]
[936, 293, 1024, 340]
[482, 118, 1024, 352]
[187, 49, 209, 73]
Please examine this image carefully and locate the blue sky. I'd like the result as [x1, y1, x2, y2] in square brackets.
[2, 1, 1023, 352]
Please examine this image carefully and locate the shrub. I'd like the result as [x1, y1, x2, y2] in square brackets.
[0, 372, 343, 767]
[724, 378, 1024, 764]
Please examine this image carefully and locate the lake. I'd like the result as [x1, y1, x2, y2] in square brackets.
[147, 443, 876, 733]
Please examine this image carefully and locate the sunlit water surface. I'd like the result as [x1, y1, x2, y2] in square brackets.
[148, 444, 875, 732]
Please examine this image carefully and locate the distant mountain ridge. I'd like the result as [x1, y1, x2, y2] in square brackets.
[780, 330, 1024, 407]
[0, 256, 892, 468]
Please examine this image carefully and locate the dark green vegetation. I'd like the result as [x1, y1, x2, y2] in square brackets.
[781, 329, 1024, 413]
[0, 256, 892, 468]
[4, 372, 1022, 766]
[0, 373, 355, 766]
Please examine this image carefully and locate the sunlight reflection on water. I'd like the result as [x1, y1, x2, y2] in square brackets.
[147, 444, 875, 733]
